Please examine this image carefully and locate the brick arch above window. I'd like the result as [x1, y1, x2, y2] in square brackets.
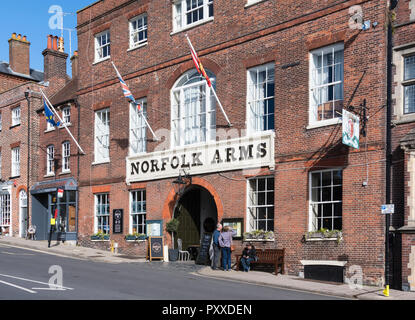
[16, 185, 27, 199]
[166, 58, 222, 89]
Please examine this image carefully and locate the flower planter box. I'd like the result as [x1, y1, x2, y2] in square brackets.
[91, 235, 110, 241]
[305, 231, 342, 242]
[244, 238, 275, 242]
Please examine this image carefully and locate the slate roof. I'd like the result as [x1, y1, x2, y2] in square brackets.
[0, 61, 43, 82]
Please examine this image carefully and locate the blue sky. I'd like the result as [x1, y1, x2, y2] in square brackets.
[0, 0, 94, 76]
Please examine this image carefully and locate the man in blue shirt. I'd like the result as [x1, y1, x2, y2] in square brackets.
[211, 223, 222, 270]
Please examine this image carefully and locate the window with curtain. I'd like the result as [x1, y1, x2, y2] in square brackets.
[310, 43, 344, 124]
[94, 108, 110, 163]
[171, 69, 216, 147]
[130, 99, 147, 155]
[46, 145, 55, 175]
[247, 63, 275, 132]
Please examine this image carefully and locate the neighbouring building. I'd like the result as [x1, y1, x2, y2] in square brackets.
[391, 0, 415, 291]
[73, 0, 410, 288]
[31, 46, 80, 243]
[0, 33, 70, 240]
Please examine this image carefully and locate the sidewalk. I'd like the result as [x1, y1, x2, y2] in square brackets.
[2, 236, 415, 300]
[0, 236, 146, 264]
[195, 267, 415, 300]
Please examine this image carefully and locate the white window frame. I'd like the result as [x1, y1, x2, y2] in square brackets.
[94, 193, 110, 234]
[94, 108, 110, 164]
[309, 43, 344, 128]
[246, 176, 275, 232]
[11, 147, 20, 177]
[62, 141, 70, 173]
[245, 0, 267, 7]
[129, 190, 146, 234]
[246, 63, 275, 134]
[171, 70, 216, 148]
[129, 99, 147, 156]
[46, 145, 55, 175]
[62, 107, 71, 125]
[173, 0, 214, 33]
[308, 169, 343, 232]
[0, 192, 11, 228]
[129, 14, 148, 49]
[12, 106, 21, 127]
[94, 30, 110, 63]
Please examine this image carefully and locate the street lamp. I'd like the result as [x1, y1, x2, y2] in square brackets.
[172, 169, 192, 196]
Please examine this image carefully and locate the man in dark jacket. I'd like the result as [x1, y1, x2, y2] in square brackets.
[211, 223, 222, 270]
[240, 244, 257, 272]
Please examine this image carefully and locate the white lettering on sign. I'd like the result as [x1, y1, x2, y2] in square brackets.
[126, 132, 275, 183]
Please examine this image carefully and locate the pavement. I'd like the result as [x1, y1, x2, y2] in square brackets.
[1, 235, 415, 300]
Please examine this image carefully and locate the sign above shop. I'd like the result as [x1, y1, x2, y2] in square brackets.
[126, 132, 275, 183]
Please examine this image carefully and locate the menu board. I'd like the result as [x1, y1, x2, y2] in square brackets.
[113, 209, 123, 234]
[148, 237, 164, 261]
[196, 232, 212, 265]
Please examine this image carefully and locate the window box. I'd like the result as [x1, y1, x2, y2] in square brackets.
[243, 230, 275, 242]
[91, 233, 110, 241]
[125, 233, 147, 241]
[305, 229, 342, 243]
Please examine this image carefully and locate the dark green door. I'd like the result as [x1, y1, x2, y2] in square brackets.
[175, 190, 201, 251]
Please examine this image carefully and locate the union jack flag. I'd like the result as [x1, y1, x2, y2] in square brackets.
[111, 61, 141, 111]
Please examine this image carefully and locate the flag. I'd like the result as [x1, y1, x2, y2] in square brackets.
[112, 61, 142, 111]
[44, 101, 60, 127]
[187, 36, 212, 87]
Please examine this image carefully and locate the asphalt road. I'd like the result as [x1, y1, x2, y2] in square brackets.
[0, 244, 345, 300]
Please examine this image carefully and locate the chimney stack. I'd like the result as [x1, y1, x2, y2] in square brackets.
[71, 51, 79, 79]
[42, 34, 68, 83]
[8, 33, 30, 75]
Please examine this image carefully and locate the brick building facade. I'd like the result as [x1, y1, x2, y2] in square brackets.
[0, 33, 72, 241]
[72, 0, 398, 287]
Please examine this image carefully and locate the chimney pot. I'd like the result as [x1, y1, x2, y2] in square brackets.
[11, 33, 16, 39]
[17, 34, 21, 40]
[52, 36, 58, 51]
[58, 37, 64, 52]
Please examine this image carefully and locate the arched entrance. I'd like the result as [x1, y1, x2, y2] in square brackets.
[174, 186, 218, 251]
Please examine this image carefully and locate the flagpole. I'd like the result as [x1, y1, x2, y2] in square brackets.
[40, 89, 86, 155]
[111, 61, 159, 141]
[134, 102, 159, 142]
[185, 34, 232, 127]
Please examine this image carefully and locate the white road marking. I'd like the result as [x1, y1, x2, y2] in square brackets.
[31, 287, 66, 291]
[0, 273, 73, 290]
[0, 280, 36, 294]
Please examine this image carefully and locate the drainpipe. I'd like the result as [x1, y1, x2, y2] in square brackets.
[75, 98, 80, 243]
[24, 88, 31, 237]
[385, 0, 398, 291]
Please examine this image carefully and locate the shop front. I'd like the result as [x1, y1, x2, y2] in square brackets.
[30, 178, 78, 242]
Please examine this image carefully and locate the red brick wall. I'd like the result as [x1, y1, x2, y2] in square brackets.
[75, 0, 389, 285]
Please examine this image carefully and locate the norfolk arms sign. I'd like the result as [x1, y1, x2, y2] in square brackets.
[126, 132, 275, 183]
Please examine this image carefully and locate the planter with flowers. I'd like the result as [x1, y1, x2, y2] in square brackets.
[243, 230, 275, 242]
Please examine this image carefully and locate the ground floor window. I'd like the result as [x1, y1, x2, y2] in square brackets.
[130, 190, 146, 234]
[247, 176, 275, 231]
[0, 193, 11, 228]
[95, 193, 110, 234]
[309, 169, 342, 231]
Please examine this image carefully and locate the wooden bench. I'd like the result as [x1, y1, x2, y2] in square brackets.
[235, 248, 285, 275]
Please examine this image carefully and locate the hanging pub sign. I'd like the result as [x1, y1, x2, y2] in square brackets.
[57, 188, 64, 198]
[113, 209, 123, 234]
[342, 109, 360, 149]
[126, 132, 275, 183]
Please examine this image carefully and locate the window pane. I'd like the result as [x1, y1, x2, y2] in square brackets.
[333, 186, 342, 201]
[405, 55, 415, 80]
[322, 171, 332, 186]
[405, 84, 415, 114]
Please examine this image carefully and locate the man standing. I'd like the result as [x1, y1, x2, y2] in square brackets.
[211, 223, 222, 270]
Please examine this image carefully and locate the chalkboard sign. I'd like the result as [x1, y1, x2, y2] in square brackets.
[147, 237, 164, 261]
[113, 209, 123, 234]
[196, 232, 212, 265]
